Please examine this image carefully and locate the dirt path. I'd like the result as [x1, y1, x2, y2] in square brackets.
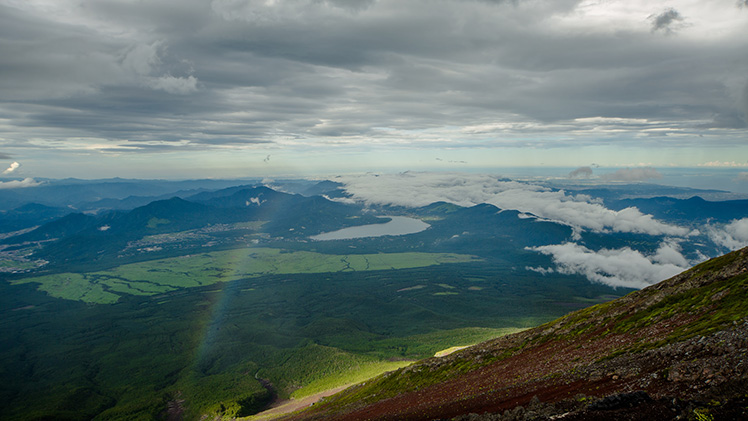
[249, 385, 351, 420]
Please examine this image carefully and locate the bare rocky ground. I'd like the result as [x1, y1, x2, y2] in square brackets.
[448, 321, 748, 420]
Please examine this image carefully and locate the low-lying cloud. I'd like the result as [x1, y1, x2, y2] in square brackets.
[0, 177, 41, 189]
[528, 241, 691, 289]
[707, 218, 748, 250]
[339, 172, 689, 236]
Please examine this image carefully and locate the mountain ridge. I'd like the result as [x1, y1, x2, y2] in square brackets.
[608, 195, 748, 224]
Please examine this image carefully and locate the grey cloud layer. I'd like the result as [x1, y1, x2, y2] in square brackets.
[1, 0, 747, 154]
[650, 8, 685, 33]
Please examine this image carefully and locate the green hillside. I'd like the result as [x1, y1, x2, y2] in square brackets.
[291, 247, 748, 420]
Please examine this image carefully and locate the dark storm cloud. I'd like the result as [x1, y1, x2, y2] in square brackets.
[0, 0, 746, 156]
[650, 8, 685, 33]
[568, 167, 593, 179]
[0, 5, 122, 101]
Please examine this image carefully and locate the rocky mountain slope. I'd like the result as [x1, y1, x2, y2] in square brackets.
[284, 247, 748, 420]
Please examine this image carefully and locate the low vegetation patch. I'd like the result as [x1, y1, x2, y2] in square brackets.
[289, 360, 412, 400]
[11, 248, 477, 303]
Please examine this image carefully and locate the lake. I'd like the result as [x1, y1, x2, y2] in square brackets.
[310, 216, 430, 241]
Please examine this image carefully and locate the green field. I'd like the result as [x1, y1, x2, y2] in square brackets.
[288, 360, 412, 400]
[12, 248, 478, 304]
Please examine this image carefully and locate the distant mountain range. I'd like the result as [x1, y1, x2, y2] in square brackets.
[288, 247, 748, 420]
[608, 196, 748, 224]
[0, 178, 258, 211]
[0, 203, 72, 234]
[1, 185, 385, 269]
[3, 179, 746, 274]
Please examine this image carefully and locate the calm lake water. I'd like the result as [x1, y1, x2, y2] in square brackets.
[310, 216, 430, 241]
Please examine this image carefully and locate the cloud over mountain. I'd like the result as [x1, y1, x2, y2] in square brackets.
[708, 218, 748, 250]
[340, 172, 689, 236]
[0, 178, 41, 189]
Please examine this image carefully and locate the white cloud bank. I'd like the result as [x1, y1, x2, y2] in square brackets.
[0, 177, 41, 189]
[339, 172, 689, 236]
[708, 218, 748, 250]
[699, 161, 748, 168]
[528, 241, 691, 289]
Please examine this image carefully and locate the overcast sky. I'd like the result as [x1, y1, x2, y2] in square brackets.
[1, 0, 748, 179]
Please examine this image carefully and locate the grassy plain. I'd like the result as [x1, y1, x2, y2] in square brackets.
[12, 248, 478, 303]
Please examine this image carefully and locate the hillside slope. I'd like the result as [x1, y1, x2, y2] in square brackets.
[286, 247, 748, 420]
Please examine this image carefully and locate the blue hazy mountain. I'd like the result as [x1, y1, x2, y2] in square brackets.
[608, 196, 748, 224]
[192, 185, 290, 208]
[7, 187, 386, 268]
[2, 212, 99, 243]
[549, 182, 730, 201]
[0, 178, 260, 211]
[0, 203, 73, 233]
[297, 180, 345, 197]
[6, 181, 746, 271]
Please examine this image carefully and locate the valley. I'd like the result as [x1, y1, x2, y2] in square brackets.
[4, 1, 748, 419]
[0, 177, 746, 420]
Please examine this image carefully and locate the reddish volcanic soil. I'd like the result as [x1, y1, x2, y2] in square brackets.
[288, 320, 748, 421]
